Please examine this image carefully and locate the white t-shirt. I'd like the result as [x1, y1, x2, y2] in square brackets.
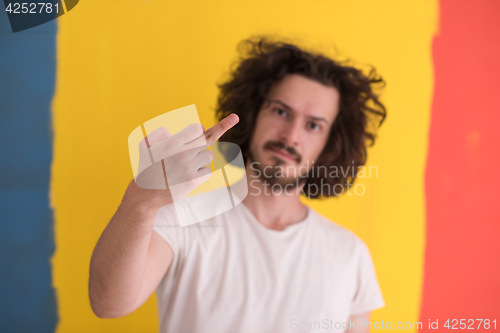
[153, 188, 384, 333]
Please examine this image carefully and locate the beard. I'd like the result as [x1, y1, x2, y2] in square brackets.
[247, 142, 307, 190]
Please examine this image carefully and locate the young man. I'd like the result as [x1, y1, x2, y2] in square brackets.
[89, 37, 387, 333]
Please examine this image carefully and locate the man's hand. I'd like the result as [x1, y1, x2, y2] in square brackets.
[133, 113, 240, 211]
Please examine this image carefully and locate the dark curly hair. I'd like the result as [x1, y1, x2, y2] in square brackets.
[216, 36, 387, 199]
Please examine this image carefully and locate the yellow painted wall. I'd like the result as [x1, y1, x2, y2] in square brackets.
[51, 0, 437, 331]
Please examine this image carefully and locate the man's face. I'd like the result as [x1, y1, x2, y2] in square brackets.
[248, 74, 341, 187]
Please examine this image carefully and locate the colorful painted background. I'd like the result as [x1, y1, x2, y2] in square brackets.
[0, 0, 498, 332]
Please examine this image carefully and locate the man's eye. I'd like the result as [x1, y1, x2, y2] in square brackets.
[308, 122, 320, 131]
[274, 108, 287, 117]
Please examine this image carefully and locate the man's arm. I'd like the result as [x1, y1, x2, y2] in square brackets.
[345, 312, 371, 333]
[89, 180, 173, 318]
[88, 114, 239, 318]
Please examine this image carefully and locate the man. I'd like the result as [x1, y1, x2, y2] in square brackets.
[89, 37, 387, 333]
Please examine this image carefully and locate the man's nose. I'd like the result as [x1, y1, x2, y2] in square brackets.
[279, 119, 301, 147]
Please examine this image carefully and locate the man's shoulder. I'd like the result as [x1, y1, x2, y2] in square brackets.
[307, 207, 353, 235]
[307, 207, 365, 251]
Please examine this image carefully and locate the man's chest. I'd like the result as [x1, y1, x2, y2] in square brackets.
[180, 228, 358, 321]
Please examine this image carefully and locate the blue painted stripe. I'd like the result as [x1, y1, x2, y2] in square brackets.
[0, 9, 57, 333]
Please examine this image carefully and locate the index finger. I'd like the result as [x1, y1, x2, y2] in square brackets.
[204, 114, 239, 145]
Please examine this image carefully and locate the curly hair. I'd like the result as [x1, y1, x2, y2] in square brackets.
[216, 36, 387, 199]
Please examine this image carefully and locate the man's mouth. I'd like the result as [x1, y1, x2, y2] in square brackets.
[269, 147, 298, 163]
[262, 141, 302, 164]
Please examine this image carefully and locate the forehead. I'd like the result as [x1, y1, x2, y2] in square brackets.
[266, 74, 340, 121]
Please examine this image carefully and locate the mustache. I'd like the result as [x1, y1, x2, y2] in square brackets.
[263, 141, 302, 163]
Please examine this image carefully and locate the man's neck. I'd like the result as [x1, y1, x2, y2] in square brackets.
[241, 166, 308, 231]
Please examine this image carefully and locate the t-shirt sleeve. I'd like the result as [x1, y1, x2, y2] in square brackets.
[152, 203, 182, 256]
[350, 237, 385, 315]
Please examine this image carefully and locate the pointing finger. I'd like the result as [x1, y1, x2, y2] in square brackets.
[204, 114, 239, 145]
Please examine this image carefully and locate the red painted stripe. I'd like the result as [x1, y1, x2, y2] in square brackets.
[421, 0, 500, 329]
